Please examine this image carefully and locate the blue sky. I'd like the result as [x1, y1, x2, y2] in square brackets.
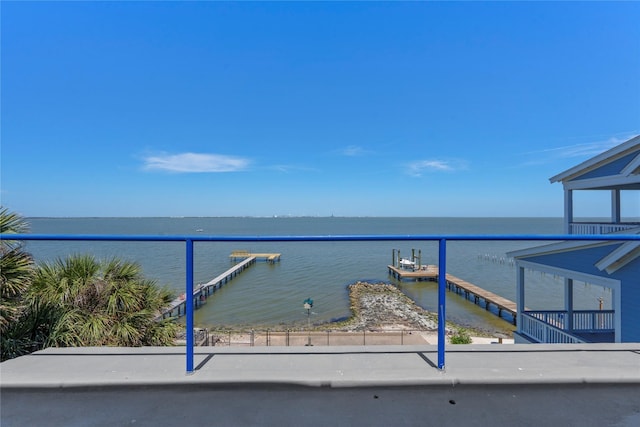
[2, 1, 639, 218]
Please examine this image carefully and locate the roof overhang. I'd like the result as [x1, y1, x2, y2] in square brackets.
[549, 135, 640, 186]
[621, 153, 640, 176]
[507, 239, 615, 259]
[508, 228, 640, 276]
[595, 241, 640, 274]
[562, 174, 640, 191]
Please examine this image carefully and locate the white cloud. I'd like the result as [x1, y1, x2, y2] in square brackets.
[529, 141, 620, 159]
[340, 145, 367, 156]
[407, 159, 464, 177]
[518, 134, 639, 167]
[268, 164, 318, 173]
[143, 152, 250, 173]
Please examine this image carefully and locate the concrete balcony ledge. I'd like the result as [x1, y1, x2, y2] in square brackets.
[3, 345, 640, 427]
[2, 343, 640, 389]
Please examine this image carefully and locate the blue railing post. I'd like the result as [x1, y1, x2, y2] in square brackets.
[438, 238, 446, 370]
[186, 238, 194, 373]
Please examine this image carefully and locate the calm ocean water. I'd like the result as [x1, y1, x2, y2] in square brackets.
[24, 217, 613, 335]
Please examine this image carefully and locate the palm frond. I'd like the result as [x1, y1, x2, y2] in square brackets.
[103, 258, 141, 282]
[0, 207, 29, 251]
[110, 320, 142, 346]
[46, 310, 85, 347]
[143, 320, 182, 346]
[0, 248, 34, 296]
[77, 313, 111, 346]
[0, 209, 35, 336]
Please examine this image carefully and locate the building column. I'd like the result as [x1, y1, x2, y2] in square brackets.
[564, 189, 574, 234]
[564, 278, 574, 332]
[614, 288, 622, 343]
[611, 189, 621, 224]
[516, 265, 525, 332]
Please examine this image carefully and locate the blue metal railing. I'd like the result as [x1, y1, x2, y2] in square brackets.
[1, 233, 638, 372]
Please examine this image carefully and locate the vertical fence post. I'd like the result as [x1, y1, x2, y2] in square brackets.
[186, 238, 194, 374]
[438, 238, 447, 370]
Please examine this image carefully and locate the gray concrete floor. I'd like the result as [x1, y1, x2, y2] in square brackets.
[2, 344, 640, 426]
[4, 384, 640, 427]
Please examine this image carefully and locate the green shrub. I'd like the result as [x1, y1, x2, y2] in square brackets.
[450, 328, 472, 344]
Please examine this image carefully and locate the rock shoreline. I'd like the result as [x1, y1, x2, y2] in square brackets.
[324, 281, 444, 332]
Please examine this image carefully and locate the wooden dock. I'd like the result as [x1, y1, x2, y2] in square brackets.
[388, 264, 517, 324]
[388, 264, 439, 280]
[160, 251, 281, 320]
[230, 250, 281, 263]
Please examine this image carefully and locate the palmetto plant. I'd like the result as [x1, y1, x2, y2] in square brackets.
[0, 208, 35, 359]
[29, 255, 181, 347]
[1, 207, 181, 360]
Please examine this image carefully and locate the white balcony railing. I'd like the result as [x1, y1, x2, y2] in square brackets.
[526, 310, 615, 332]
[570, 222, 639, 235]
[520, 313, 586, 344]
[521, 310, 615, 343]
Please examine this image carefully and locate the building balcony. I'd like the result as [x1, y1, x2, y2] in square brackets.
[569, 222, 639, 235]
[519, 310, 615, 344]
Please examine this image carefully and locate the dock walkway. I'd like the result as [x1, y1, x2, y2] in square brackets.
[388, 265, 517, 324]
[159, 252, 281, 319]
[159, 256, 256, 319]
